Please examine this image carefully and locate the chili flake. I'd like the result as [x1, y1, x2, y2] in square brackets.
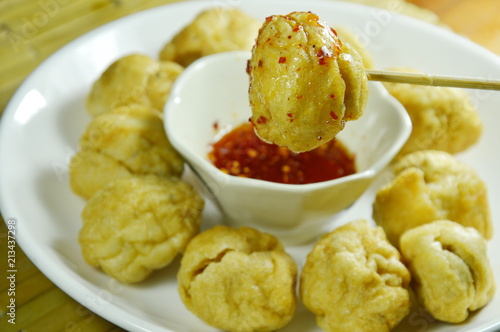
[208, 123, 356, 184]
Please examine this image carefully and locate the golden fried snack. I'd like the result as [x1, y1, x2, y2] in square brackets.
[178, 225, 297, 332]
[334, 25, 374, 69]
[300, 219, 411, 332]
[159, 7, 261, 67]
[248, 12, 368, 153]
[383, 69, 483, 157]
[86, 54, 183, 116]
[79, 175, 204, 283]
[69, 104, 184, 199]
[400, 220, 495, 323]
[373, 150, 492, 246]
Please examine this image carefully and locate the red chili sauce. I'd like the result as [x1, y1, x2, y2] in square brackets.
[208, 123, 356, 184]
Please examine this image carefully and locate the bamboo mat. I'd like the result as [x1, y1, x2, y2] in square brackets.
[1, 0, 500, 331]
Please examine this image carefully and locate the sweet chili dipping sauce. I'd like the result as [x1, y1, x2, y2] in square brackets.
[208, 123, 356, 184]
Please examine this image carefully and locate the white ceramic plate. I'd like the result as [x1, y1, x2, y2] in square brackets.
[1, 1, 499, 331]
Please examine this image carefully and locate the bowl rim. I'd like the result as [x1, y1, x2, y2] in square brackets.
[164, 51, 411, 193]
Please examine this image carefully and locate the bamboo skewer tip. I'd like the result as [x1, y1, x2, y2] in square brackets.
[365, 69, 500, 90]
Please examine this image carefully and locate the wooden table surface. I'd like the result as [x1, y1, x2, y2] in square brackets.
[1, 0, 499, 331]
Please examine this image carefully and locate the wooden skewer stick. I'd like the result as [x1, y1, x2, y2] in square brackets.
[366, 69, 500, 90]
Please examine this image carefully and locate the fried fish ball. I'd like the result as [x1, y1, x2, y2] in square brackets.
[79, 175, 204, 283]
[248, 12, 368, 153]
[178, 225, 297, 332]
[373, 150, 492, 246]
[69, 104, 184, 199]
[383, 69, 483, 157]
[159, 7, 261, 67]
[300, 219, 411, 332]
[86, 54, 184, 116]
[400, 220, 496, 323]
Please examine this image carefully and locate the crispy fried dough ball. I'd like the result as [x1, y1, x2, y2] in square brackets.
[79, 175, 204, 283]
[178, 225, 297, 332]
[400, 220, 495, 323]
[383, 69, 483, 157]
[248, 12, 368, 153]
[159, 7, 261, 67]
[300, 219, 411, 332]
[373, 150, 492, 246]
[69, 105, 184, 199]
[86, 54, 184, 116]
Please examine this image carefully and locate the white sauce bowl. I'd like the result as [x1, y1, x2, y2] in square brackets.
[165, 51, 411, 244]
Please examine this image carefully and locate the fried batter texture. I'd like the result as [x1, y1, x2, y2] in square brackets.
[248, 12, 368, 153]
[300, 219, 411, 332]
[86, 54, 184, 116]
[400, 220, 496, 323]
[178, 225, 297, 332]
[373, 150, 492, 246]
[79, 175, 204, 283]
[69, 104, 184, 199]
[159, 7, 261, 67]
[334, 25, 374, 69]
[383, 69, 483, 157]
